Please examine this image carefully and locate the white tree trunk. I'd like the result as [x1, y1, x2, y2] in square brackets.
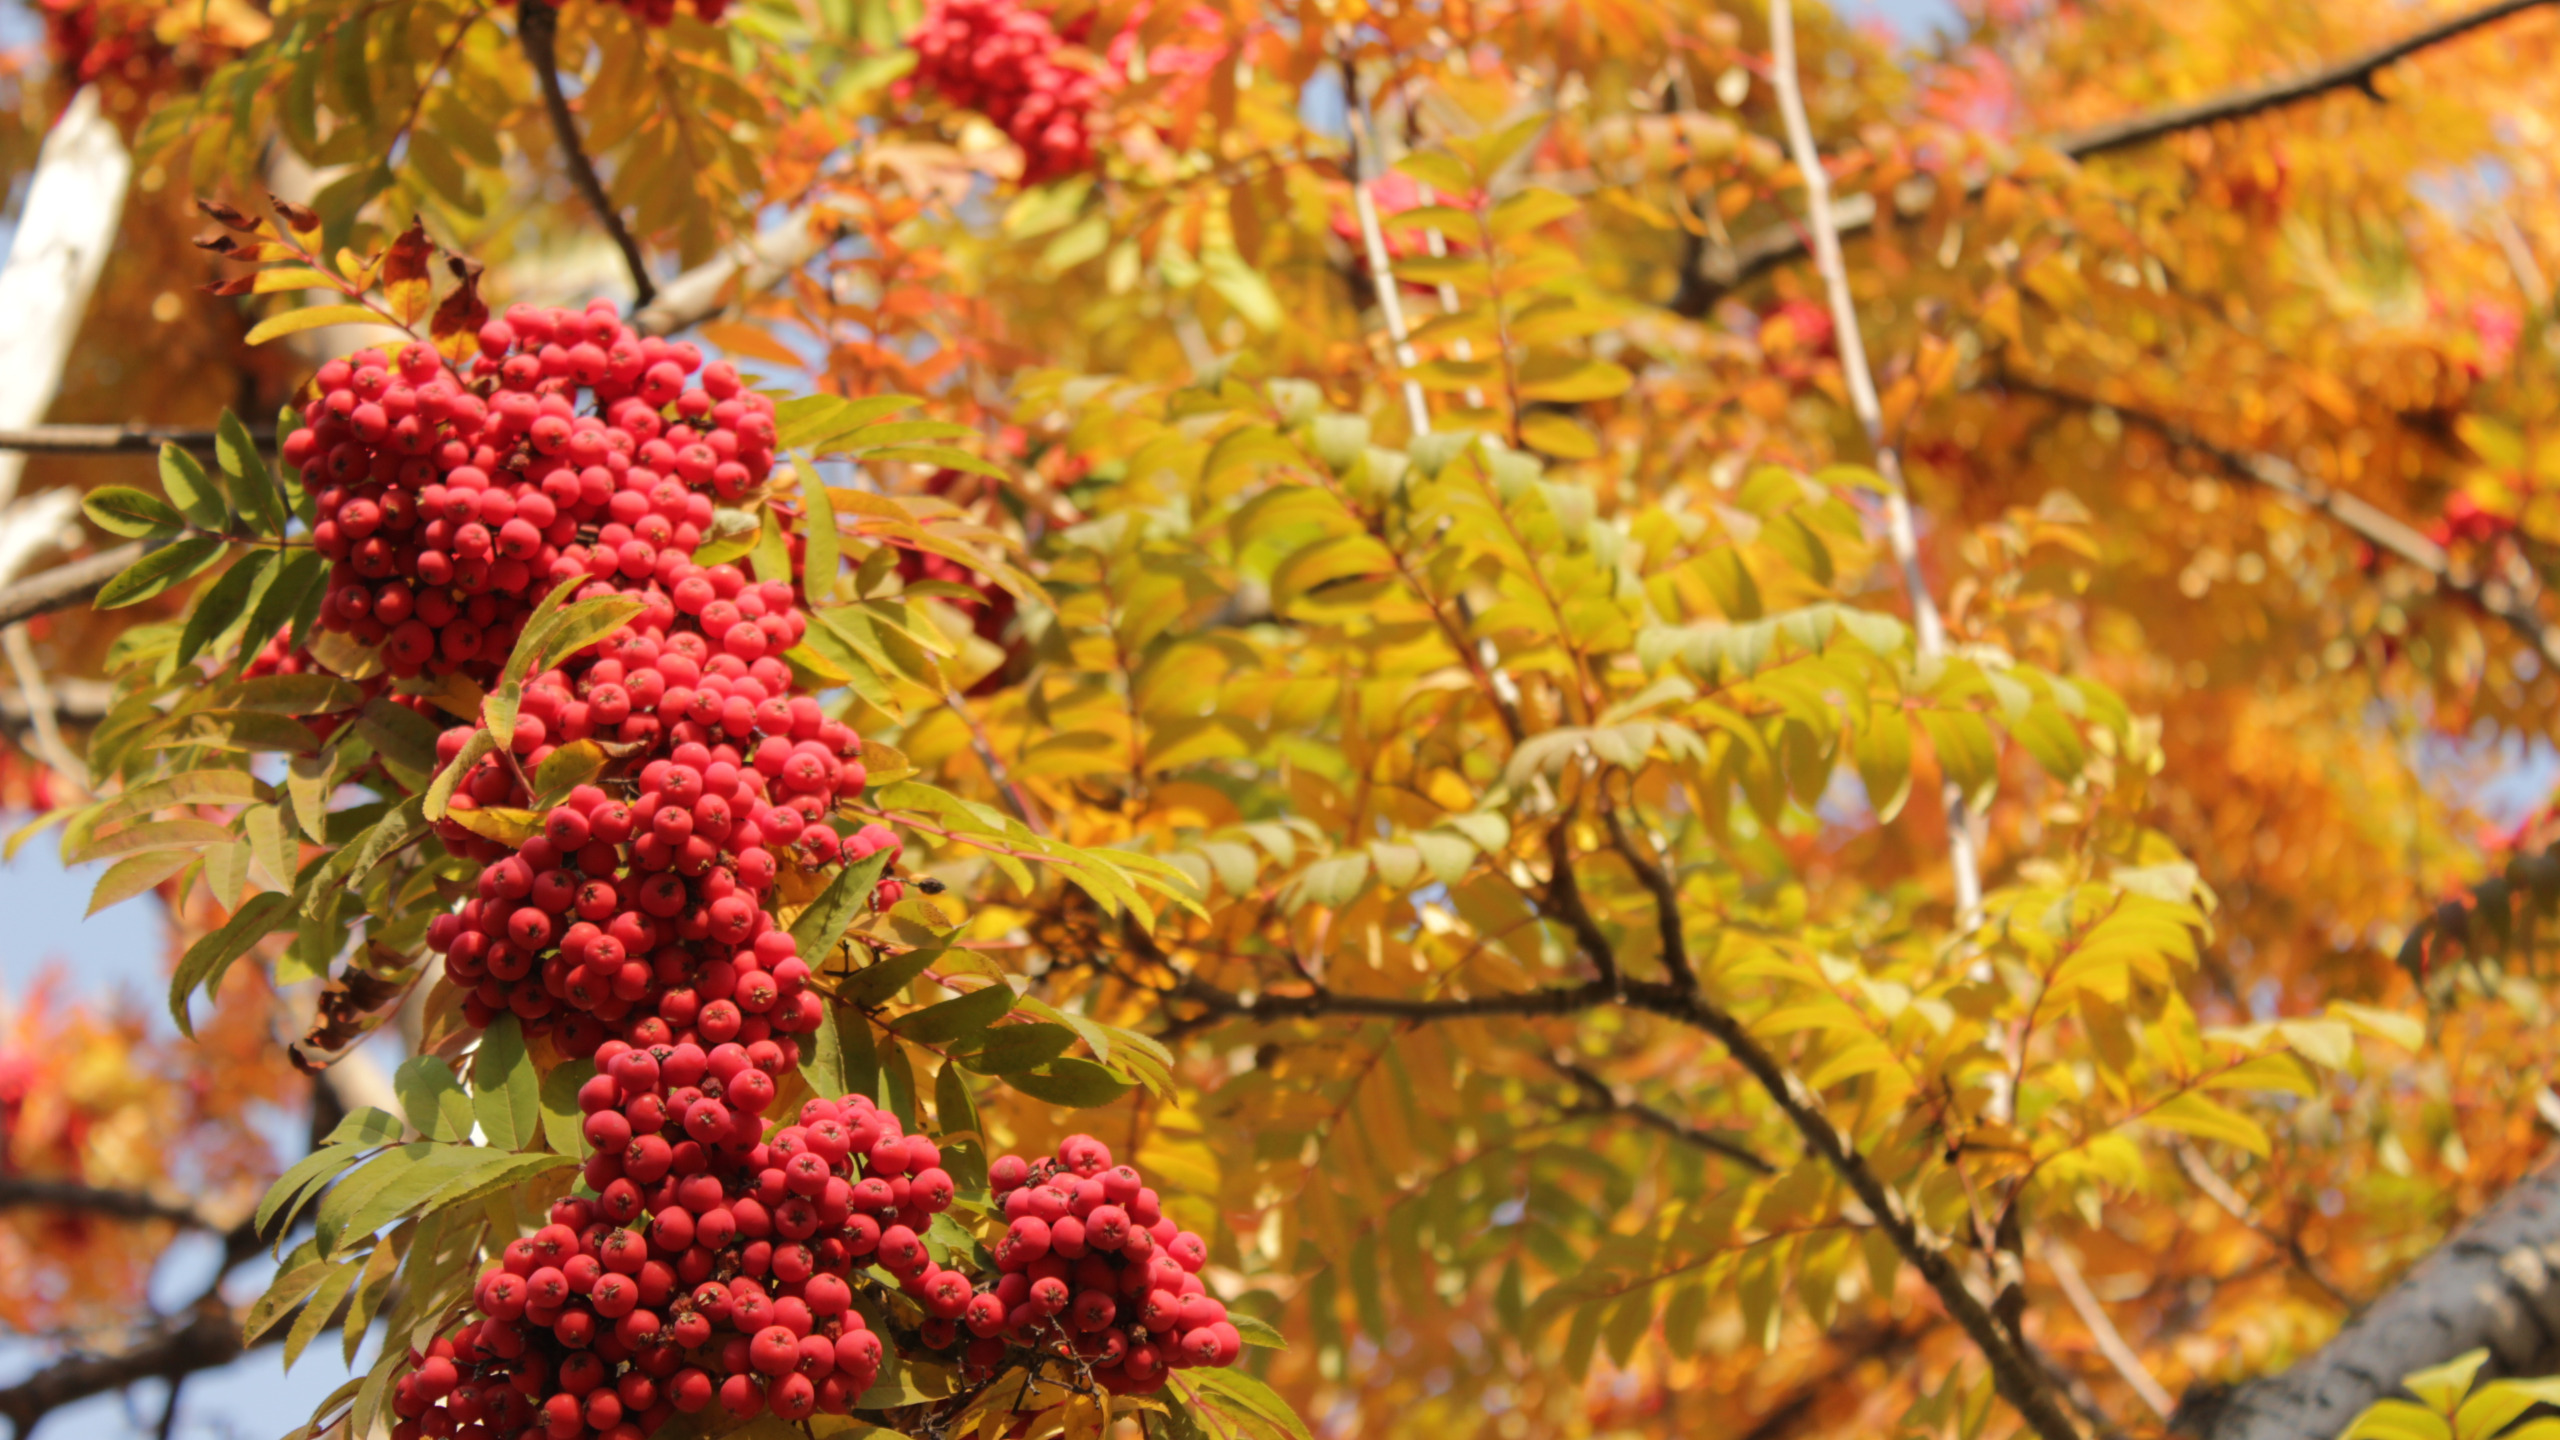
[0, 85, 131, 513]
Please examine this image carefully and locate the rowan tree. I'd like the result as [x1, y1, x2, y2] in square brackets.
[7, 3, 2560, 1440]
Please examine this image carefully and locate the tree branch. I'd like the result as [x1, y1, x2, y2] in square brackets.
[1599, 793, 1697, 992]
[0, 426, 267, 455]
[2041, 1238, 2177, 1421]
[1622, 976, 2089, 1440]
[1169, 973, 1616, 1026]
[631, 209, 835, 338]
[0, 541, 158, 629]
[0, 1301, 246, 1439]
[517, 0, 655, 310]
[0, 1175, 221, 1229]
[1677, 0, 2557, 314]
[1543, 818, 1623, 996]
[1167, 951, 2087, 1439]
[1547, 1055, 1773, 1173]
[2001, 376, 2560, 667]
[2171, 1139, 2359, 1311]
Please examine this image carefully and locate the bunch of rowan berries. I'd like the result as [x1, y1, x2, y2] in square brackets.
[301, 291, 1232, 1436]
[287, 304, 777, 682]
[905, 0, 1102, 184]
[905, 1133, 1240, 1393]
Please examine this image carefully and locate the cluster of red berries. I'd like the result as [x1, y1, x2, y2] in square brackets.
[2359, 492, 2517, 576]
[920, 1134, 1240, 1393]
[285, 306, 776, 682]
[905, 0, 1103, 184]
[293, 290, 1237, 1433]
[2430, 491, 2516, 548]
[393, 1087, 961, 1436]
[387, 1167, 884, 1440]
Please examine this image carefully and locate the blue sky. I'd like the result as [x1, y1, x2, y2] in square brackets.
[0, 831, 388, 1440]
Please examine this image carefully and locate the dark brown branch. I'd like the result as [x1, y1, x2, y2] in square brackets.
[1548, 1056, 1773, 1173]
[0, 542, 159, 629]
[1171, 961, 2084, 1437]
[518, 0, 656, 310]
[0, 426, 270, 456]
[1169, 872, 2083, 1440]
[0, 1302, 245, 1438]
[154, 1376, 183, 1440]
[1170, 973, 1615, 1025]
[1544, 820, 1624, 996]
[1623, 981, 2090, 1440]
[0, 1175, 220, 1229]
[2050, 0, 2552, 158]
[2002, 376, 2560, 666]
[1599, 800, 1697, 992]
[1676, 0, 2557, 314]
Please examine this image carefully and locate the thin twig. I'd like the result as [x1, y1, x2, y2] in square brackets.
[518, 0, 655, 309]
[2172, 1139, 2359, 1310]
[1598, 796, 1697, 992]
[0, 541, 157, 628]
[153, 1376, 182, 1440]
[0, 426, 265, 455]
[1767, 0, 1982, 927]
[1339, 57, 1431, 438]
[5, 623, 86, 795]
[943, 689, 1048, 836]
[2004, 375, 2560, 668]
[0, 1176, 221, 1229]
[1547, 1054, 1772, 1172]
[1681, 0, 2558, 310]
[2041, 1238, 2177, 1420]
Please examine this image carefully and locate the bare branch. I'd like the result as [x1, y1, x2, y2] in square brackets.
[0, 1175, 221, 1230]
[1547, 1055, 1773, 1173]
[0, 426, 267, 456]
[0, 541, 158, 629]
[1170, 972, 1616, 1026]
[2041, 1238, 2177, 1420]
[0, 1302, 245, 1438]
[1166, 939, 2088, 1440]
[2170, 1140, 2359, 1311]
[2002, 376, 2560, 668]
[1623, 975, 2088, 1440]
[631, 210, 835, 339]
[517, 0, 655, 310]
[1598, 796, 1696, 992]
[1678, 0, 2557, 314]
[1542, 819, 1623, 996]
